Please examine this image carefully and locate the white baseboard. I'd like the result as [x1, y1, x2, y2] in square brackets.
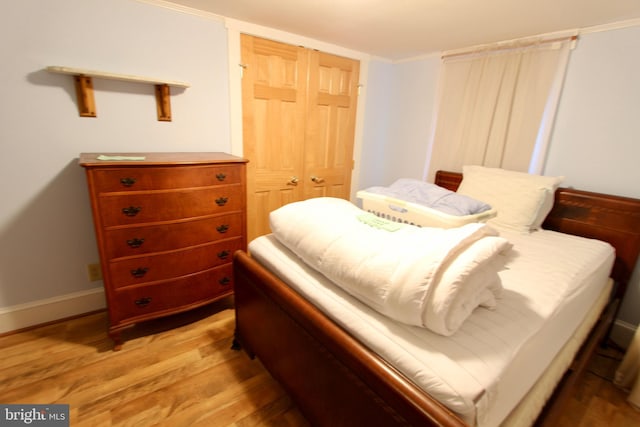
[610, 319, 638, 350]
[0, 288, 106, 334]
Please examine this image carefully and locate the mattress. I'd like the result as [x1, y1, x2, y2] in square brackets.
[248, 228, 615, 426]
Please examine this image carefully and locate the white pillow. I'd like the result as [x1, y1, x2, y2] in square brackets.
[457, 165, 564, 233]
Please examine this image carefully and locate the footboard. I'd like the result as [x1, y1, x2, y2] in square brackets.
[232, 250, 467, 427]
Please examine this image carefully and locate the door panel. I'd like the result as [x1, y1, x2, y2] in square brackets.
[242, 35, 307, 241]
[242, 35, 359, 241]
[304, 51, 360, 200]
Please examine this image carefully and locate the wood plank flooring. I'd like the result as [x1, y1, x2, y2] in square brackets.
[549, 343, 640, 427]
[1, 299, 638, 426]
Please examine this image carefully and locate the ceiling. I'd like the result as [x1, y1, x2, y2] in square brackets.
[163, 0, 640, 60]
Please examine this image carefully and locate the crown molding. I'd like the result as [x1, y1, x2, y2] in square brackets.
[580, 17, 640, 35]
[134, 0, 224, 21]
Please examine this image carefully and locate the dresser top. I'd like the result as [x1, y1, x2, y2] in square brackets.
[79, 152, 248, 167]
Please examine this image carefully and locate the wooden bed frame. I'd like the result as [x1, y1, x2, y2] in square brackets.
[232, 171, 640, 426]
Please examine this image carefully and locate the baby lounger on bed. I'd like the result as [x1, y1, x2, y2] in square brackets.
[357, 178, 496, 228]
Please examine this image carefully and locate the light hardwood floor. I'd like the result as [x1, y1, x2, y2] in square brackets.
[1, 299, 638, 426]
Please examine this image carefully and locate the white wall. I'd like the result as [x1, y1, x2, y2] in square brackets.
[387, 57, 441, 184]
[545, 26, 640, 199]
[358, 60, 393, 190]
[0, 0, 231, 329]
[544, 25, 640, 336]
[358, 56, 441, 189]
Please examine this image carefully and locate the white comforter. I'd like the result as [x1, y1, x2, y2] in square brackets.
[269, 197, 511, 335]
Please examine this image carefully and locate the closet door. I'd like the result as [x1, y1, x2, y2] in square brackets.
[241, 35, 360, 241]
[304, 51, 360, 200]
[241, 35, 308, 241]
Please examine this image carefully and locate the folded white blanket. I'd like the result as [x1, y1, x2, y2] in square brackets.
[269, 197, 511, 335]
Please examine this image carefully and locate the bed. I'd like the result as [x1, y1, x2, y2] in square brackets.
[232, 168, 640, 426]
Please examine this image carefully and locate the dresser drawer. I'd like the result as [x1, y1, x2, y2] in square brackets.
[103, 213, 244, 259]
[108, 238, 242, 289]
[91, 164, 242, 193]
[110, 264, 234, 323]
[99, 185, 242, 226]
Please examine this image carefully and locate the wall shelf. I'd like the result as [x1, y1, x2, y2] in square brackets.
[46, 66, 190, 121]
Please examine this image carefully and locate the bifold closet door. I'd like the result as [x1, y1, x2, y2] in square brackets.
[304, 51, 360, 200]
[241, 34, 359, 241]
[241, 35, 307, 241]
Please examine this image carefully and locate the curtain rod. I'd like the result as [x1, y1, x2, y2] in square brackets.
[442, 34, 578, 59]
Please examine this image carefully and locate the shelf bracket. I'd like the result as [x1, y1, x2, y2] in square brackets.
[74, 75, 97, 118]
[155, 84, 172, 121]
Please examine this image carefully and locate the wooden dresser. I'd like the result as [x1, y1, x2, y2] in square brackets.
[79, 152, 247, 350]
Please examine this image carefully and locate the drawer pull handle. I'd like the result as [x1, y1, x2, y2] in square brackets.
[134, 297, 152, 307]
[217, 250, 230, 259]
[216, 224, 229, 234]
[219, 276, 231, 286]
[120, 177, 137, 187]
[215, 197, 228, 207]
[126, 238, 145, 248]
[122, 206, 142, 217]
[130, 267, 149, 278]
[216, 173, 227, 181]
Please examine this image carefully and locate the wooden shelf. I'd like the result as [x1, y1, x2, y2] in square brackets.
[46, 66, 190, 121]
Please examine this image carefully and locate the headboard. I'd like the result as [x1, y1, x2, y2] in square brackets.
[435, 170, 640, 299]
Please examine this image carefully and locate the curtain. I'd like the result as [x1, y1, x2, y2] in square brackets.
[615, 327, 640, 410]
[425, 34, 575, 182]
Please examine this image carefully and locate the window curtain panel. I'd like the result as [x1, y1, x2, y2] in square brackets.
[425, 35, 575, 182]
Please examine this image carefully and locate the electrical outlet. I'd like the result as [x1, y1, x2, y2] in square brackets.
[87, 263, 103, 282]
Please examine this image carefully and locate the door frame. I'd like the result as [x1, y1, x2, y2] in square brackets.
[224, 18, 371, 202]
